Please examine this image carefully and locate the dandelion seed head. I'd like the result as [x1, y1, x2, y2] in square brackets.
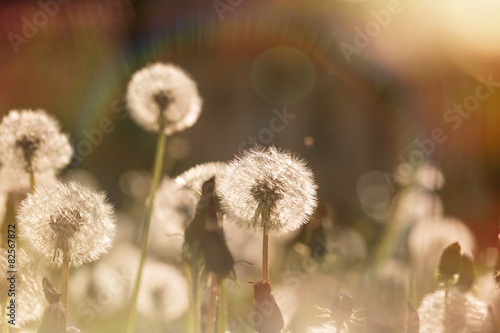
[18, 181, 116, 267]
[126, 63, 202, 134]
[219, 146, 317, 234]
[0, 248, 45, 326]
[0, 109, 72, 173]
[418, 289, 496, 333]
[175, 161, 227, 197]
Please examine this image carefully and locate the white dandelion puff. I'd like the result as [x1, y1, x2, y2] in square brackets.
[219, 146, 317, 234]
[0, 109, 73, 173]
[175, 161, 227, 197]
[0, 248, 45, 327]
[418, 289, 496, 333]
[17, 181, 116, 267]
[126, 63, 202, 134]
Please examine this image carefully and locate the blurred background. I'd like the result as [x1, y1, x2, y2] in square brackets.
[1, 0, 500, 332]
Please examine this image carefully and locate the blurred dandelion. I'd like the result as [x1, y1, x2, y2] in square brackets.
[418, 289, 496, 333]
[0, 110, 72, 188]
[312, 289, 364, 333]
[137, 260, 189, 322]
[17, 181, 116, 325]
[0, 248, 45, 328]
[175, 161, 227, 198]
[126, 62, 202, 134]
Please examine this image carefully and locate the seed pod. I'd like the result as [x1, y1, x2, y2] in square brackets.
[437, 242, 462, 282]
[250, 280, 284, 333]
[202, 191, 235, 279]
[37, 278, 65, 333]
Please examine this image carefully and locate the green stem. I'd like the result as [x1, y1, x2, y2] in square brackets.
[126, 130, 166, 333]
[263, 226, 269, 282]
[216, 279, 226, 333]
[190, 249, 201, 333]
[205, 273, 218, 333]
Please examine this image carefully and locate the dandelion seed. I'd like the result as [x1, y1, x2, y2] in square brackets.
[0, 109, 73, 173]
[418, 289, 496, 333]
[17, 181, 116, 267]
[0, 248, 45, 327]
[126, 63, 202, 134]
[219, 146, 317, 234]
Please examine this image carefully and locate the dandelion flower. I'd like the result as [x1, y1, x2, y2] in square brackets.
[126, 63, 202, 134]
[17, 181, 116, 267]
[0, 248, 45, 327]
[219, 146, 317, 234]
[0, 109, 72, 173]
[418, 289, 496, 333]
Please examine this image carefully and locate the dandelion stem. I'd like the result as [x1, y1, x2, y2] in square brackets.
[263, 225, 269, 282]
[205, 273, 218, 333]
[61, 255, 70, 328]
[29, 171, 35, 194]
[444, 282, 450, 332]
[217, 279, 227, 333]
[191, 248, 201, 333]
[126, 129, 166, 333]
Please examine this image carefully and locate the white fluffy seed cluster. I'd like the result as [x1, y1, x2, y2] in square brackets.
[0, 109, 73, 173]
[418, 289, 496, 333]
[17, 181, 116, 267]
[219, 146, 317, 234]
[0, 248, 45, 326]
[175, 161, 227, 196]
[126, 63, 202, 134]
